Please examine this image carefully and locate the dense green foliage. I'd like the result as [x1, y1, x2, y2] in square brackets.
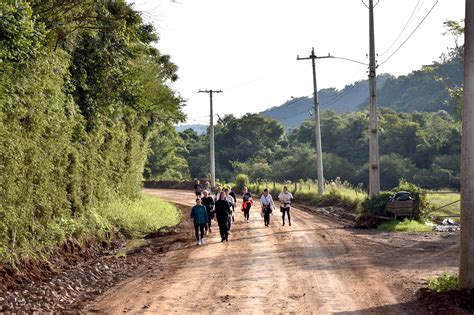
[0, 0, 184, 263]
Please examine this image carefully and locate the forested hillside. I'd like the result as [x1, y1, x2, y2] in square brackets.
[260, 74, 393, 129]
[0, 1, 184, 263]
[260, 48, 462, 129]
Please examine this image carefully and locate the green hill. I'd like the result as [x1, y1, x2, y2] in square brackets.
[260, 55, 462, 129]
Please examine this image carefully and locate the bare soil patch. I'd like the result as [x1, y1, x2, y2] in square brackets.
[0, 203, 193, 313]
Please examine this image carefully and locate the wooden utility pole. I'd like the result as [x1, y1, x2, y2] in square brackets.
[460, 0, 474, 289]
[368, 0, 380, 198]
[198, 89, 222, 189]
[297, 48, 331, 196]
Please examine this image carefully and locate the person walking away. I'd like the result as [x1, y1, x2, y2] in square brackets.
[190, 198, 208, 245]
[215, 192, 231, 242]
[260, 188, 274, 227]
[278, 186, 294, 226]
[215, 186, 222, 201]
[201, 190, 215, 233]
[194, 180, 203, 197]
[227, 186, 237, 222]
[241, 186, 253, 223]
[224, 188, 235, 233]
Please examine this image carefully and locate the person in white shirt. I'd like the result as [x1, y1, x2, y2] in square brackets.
[260, 188, 274, 227]
[278, 186, 294, 226]
[224, 188, 235, 232]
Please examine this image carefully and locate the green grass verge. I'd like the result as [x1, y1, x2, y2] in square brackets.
[427, 272, 459, 292]
[377, 219, 432, 232]
[427, 192, 460, 220]
[0, 194, 180, 265]
[97, 194, 181, 239]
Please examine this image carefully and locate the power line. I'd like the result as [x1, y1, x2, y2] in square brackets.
[378, 0, 439, 67]
[361, 0, 380, 9]
[379, 0, 422, 57]
[331, 56, 369, 66]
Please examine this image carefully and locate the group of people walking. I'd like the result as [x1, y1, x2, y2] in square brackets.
[190, 180, 294, 245]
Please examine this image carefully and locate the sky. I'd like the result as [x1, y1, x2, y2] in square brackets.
[128, 0, 465, 125]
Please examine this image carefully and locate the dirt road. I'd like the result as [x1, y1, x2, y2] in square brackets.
[85, 189, 459, 314]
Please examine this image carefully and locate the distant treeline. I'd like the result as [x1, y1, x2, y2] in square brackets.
[152, 109, 461, 191]
[0, 1, 183, 261]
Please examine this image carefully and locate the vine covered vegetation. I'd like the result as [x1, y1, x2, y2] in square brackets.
[0, 0, 184, 264]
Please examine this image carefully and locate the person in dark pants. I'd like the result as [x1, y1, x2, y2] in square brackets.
[227, 186, 237, 222]
[190, 198, 208, 245]
[224, 188, 235, 233]
[241, 186, 252, 223]
[215, 191, 231, 242]
[201, 190, 215, 233]
[278, 186, 294, 226]
[260, 188, 274, 227]
[194, 179, 203, 197]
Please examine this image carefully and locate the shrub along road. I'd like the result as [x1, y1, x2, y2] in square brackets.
[85, 189, 459, 313]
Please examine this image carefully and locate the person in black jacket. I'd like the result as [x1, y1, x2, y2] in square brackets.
[215, 191, 231, 242]
[201, 190, 215, 234]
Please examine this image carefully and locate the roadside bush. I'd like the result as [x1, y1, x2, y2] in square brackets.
[359, 192, 392, 216]
[427, 272, 459, 292]
[234, 174, 250, 192]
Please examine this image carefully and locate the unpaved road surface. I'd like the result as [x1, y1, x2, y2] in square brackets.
[85, 189, 459, 314]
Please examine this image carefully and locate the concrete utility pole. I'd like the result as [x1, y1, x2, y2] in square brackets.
[368, 0, 380, 198]
[198, 89, 222, 190]
[297, 48, 331, 196]
[460, 0, 474, 289]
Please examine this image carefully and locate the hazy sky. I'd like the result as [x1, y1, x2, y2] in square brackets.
[129, 0, 465, 125]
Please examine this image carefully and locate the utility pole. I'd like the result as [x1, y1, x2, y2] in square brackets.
[368, 0, 380, 198]
[460, 0, 474, 289]
[198, 89, 222, 190]
[297, 48, 330, 196]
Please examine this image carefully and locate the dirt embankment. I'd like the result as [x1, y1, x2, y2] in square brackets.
[0, 204, 194, 313]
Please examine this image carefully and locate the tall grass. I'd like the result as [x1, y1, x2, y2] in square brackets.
[98, 195, 181, 239]
[427, 192, 460, 219]
[0, 194, 181, 264]
[245, 178, 366, 210]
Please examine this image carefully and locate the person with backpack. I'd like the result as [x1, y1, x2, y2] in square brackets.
[190, 198, 209, 245]
[227, 186, 237, 223]
[241, 186, 253, 223]
[215, 191, 231, 242]
[278, 186, 294, 226]
[223, 188, 235, 233]
[201, 190, 215, 233]
[260, 188, 274, 227]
